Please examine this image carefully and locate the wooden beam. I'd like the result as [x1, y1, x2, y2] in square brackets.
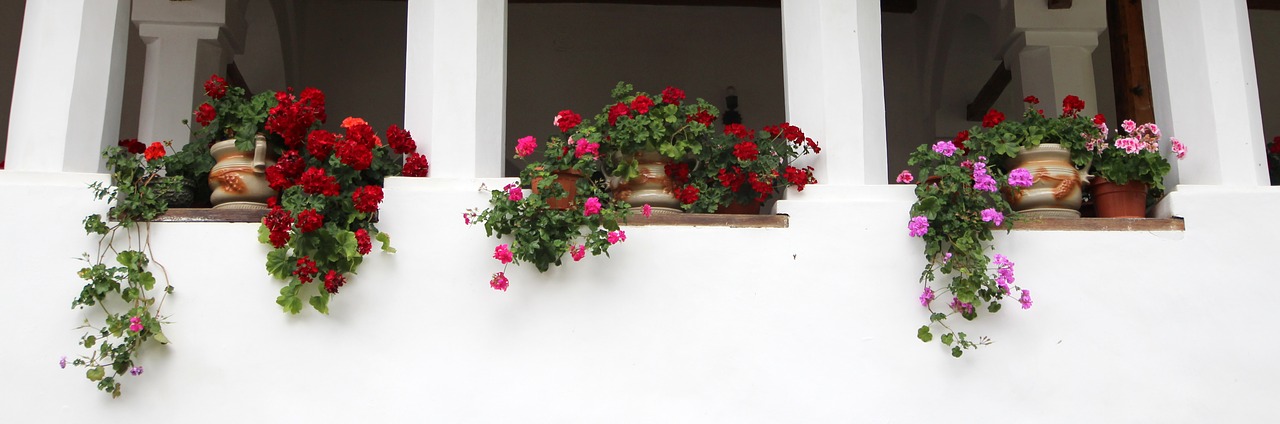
[966, 62, 1012, 122]
[881, 0, 917, 14]
[1048, 0, 1073, 9]
[1248, 0, 1280, 10]
[1107, 0, 1155, 124]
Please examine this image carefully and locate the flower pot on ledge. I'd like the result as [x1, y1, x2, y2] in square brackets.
[1004, 143, 1084, 218]
[611, 150, 681, 213]
[209, 136, 277, 209]
[1091, 177, 1147, 218]
[532, 170, 583, 211]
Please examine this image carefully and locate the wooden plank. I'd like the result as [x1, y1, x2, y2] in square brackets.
[624, 213, 789, 228]
[1106, 0, 1156, 124]
[966, 62, 1012, 122]
[1011, 217, 1184, 231]
[151, 208, 267, 223]
[1048, 0, 1073, 9]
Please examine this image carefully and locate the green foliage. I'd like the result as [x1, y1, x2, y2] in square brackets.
[967, 99, 1101, 170]
[191, 80, 279, 152]
[1084, 120, 1183, 199]
[70, 144, 176, 397]
[677, 123, 820, 213]
[593, 82, 720, 180]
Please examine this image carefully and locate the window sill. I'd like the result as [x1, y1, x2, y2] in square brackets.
[623, 213, 789, 228]
[151, 208, 266, 223]
[1011, 217, 1184, 231]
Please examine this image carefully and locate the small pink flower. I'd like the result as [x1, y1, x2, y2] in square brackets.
[1171, 138, 1187, 159]
[1019, 289, 1033, 309]
[583, 197, 602, 216]
[895, 170, 914, 184]
[908, 216, 929, 237]
[128, 316, 143, 333]
[1007, 168, 1034, 188]
[1121, 119, 1137, 134]
[642, 204, 652, 217]
[574, 138, 600, 158]
[919, 286, 935, 306]
[932, 141, 957, 157]
[463, 212, 472, 225]
[515, 136, 537, 157]
[490, 272, 510, 291]
[570, 245, 586, 261]
[493, 244, 514, 264]
[607, 230, 627, 244]
[980, 208, 1005, 227]
[505, 183, 523, 201]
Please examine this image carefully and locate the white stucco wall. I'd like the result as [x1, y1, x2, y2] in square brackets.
[2, 172, 1279, 421]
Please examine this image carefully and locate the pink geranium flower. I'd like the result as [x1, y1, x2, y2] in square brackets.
[583, 197, 602, 216]
[515, 136, 537, 157]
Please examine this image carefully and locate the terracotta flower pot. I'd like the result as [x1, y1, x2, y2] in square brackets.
[1092, 177, 1147, 218]
[715, 200, 762, 215]
[1005, 143, 1085, 218]
[532, 170, 582, 210]
[612, 150, 680, 212]
[209, 135, 277, 209]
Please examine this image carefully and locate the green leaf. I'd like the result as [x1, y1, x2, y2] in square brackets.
[257, 224, 271, 244]
[941, 333, 954, 346]
[152, 332, 170, 345]
[951, 346, 963, 358]
[309, 294, 329, 315]
[988, 302, 1002, 313]
[929, 313, 946, 322]
[83, 335, 97, 348]
[86, 367, 105, 381]
[917, 325, 933, 343]
[375, 232, 396, 253]
[265, 248, 292, 279]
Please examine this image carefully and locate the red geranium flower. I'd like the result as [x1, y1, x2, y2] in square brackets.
[607, 102, 629, 126]
[118, 139, 146, 154]
[733, 141, 759, 161]
[403, 153, 429, 177]
[204, 74, 227, 99]
[386, 124, 416, 155]
[144, 142, 165, 162]
[665, 162, 690, 185]
[1023, 95, 1040, 104]
[298, 167, 340, 196]
[194, 103, 216, 127]
[554, 110, 582, 133]
[1093, 113, 1106, 125]
[352, 185, 384, 214]
[295, 209, 323, 233]
[724, 123, 752, 140]
[337, 140, 373, 171]
[293, 257, 318, 283]
[276, 149, 305, 177]
[306, 130, 337, 159]
[263, 207, 293, 233]
[687, 109, 715, 127]
[265, 165, 293, 191]
[674, 185, 700, 204]
[323, 270, 346, 294]
[982, 109, 1005, 128]
[1062, 95, 1085, 116]
[631, 94, 655, 114]
[718, 167, 746, 192]
[661, 86, 685, 105]
[355, 228, 372, 255]
[784, 165, 816, 191]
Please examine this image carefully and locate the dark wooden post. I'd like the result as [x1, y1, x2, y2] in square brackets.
[1106, 0, 1155, 124]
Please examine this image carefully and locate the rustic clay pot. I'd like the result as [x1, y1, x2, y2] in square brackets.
[1005, 143, 1085, 218]
[208, 135, 276, 209]
[1091, 177, 1148, 218]
[532, 170, 582, 210]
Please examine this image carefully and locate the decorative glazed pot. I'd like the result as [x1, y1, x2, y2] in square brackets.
[208, 135, 276, 209]
[1005, 143, 1085, 218]
[612, 151, 680, 212]
[532, 170, 582, 210]
[1091, 177, 1147, 218]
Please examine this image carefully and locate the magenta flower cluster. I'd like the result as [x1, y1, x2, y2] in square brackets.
[980, 208, 1004, 227]
[896, 170, 914, 184]
[919, 286, 935, 307]
[583, 197, 602, 216]
[993, 254, 1015, 295]
[932, 140, 957, 157]
[493, 244, 513, 264]
[1007, 168, 1034, 187]
[971, 158, 998, 192]
[908, 216, 929, 237]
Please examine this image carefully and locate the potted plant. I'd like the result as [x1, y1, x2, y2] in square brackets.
[593, 82, 720, 212]
[1081, 119, 1187, 217]
[900, 136, 1036, 357]
[191, 74, 285, 208]
[468, 114, 632, 291]
[673, 122, 820, 214]
[966, 95, 1101, 217]
[258, 85, 428, 314]
[69, 140, 177, 397]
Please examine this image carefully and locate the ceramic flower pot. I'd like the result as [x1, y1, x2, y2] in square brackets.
[1091, 177, 1147, 218]
[532, 170, 582, 210]
[611, 150, 680, 212]
[1004, 143, 1085, 218]
[208, 135, 276, 209]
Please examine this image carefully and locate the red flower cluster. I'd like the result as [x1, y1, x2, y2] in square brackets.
[118, 139, 145, 154]
[266, 150, 306, 191]
[1023, 95, 1040, 105]
[295, 209, 323, 233]
[687, 109, 715, 127]
[293, 256, 318, 283]
[783, 166, 816, 191]
[554, 110, 582, 133]
[665, 162, 691, 186]
[1093, 113, 1106, 125]
[355, 228, 372, 255]
[306, 130, 337, 159]
[266, 87, 327, 148]
[323, 270, 346, 294]
[1062, 95, 1085, 116]
[631, 94, 655, 114]
[403, 153, 429, 177]
[195, 103, 216, 127]
[144, 142, 166, 162]
[982, 109, 1005, 128]
[747, 172, 773, 202]
[337, 140, 373, 171]
[343, 118, 380, 148]
[607, 102, 629, 126]
[724, 123, 752, 140]
[387, 124, 416, 155]
[204, 74, 227, 100]
[263, 206, 294, 248]
[661, 86, 685, 105]
[954, 130, 970, 153]
[733, 141, 759, 161]
[352, 185, 384, 214]
[718, 166, 746, 192]
[674, 185, 700, 204]
[298, 167, 340, 196]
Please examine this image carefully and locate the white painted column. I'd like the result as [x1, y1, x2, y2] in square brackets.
[780, 0, 887, 186]
[5, 0, 130, 173]
[1002, 0, 1107, 116]
[404, 0, 506, 178]
[1144, 0, 1268, 186]
[133, 0, 245, 149]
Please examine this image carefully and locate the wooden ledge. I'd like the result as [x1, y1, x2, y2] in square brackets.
[151, 208, 266, 223]
[624, 213, 789, 228]
[1011, 217, 1184, 231]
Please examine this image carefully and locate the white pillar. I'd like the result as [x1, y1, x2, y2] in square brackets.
[1144, 0, 1268, 186]
[780, 0, 887, 186]
[133, 0, 245, 149]
[404, 0, 506, 178]
[1002, 0, 1107, 116]
[5, 0, 130, 173]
